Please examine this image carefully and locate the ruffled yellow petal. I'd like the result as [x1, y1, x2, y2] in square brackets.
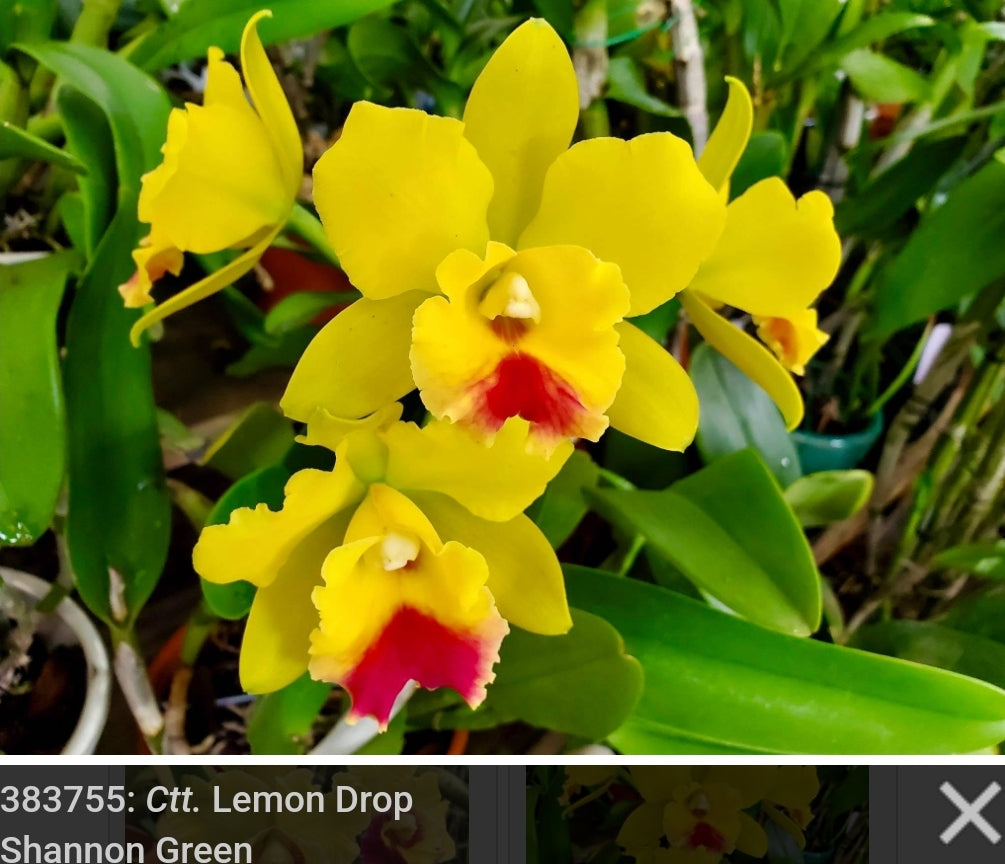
[239, 514, 352, 694]
[382, 416, 572, 522]
[280, 291, 425, 423]
[630, 767, 694, 803]
[755, 309, 829, 375]
[129, 223, 281, 345]
[312, 102, 493, 299]
[118, 233, 183, 308]
[462, 18, 579, 244]
[680, 290, 804, 430]
[407, 489, 572, 635]
[411, 245, 629, 449]
[518, 133, 725, 316]
[240, 10, 303, 197]
[193, 461, 364, 589]
[688, 180, 841, 317]
[698, 77, 753, 196]
[608, 322, 699, 451]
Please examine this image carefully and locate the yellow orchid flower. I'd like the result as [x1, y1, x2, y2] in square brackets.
[618, 767, 769, 864]
[761, 765, 820, 848]
[121, 10, 302, 345]
[283, 18, 725, 453]
[193, 406, 573, 728]
[679, 78, 842, 429]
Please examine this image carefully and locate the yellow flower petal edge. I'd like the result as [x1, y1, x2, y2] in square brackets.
[519, 133, 725, 316]
[408, 489, 573, 635]
[462, 18, 579, 245]
[607, 322, 699, 452]
[382, 416, 573, 522]
[680, 290, 804, 430]
[698, 77, 753, 196]
[312, 102, 494, 300]
[280, 291, 425, 423]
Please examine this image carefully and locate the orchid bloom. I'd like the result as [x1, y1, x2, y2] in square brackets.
[679, 79, 842, 429]
[193, 405, 572, 727]
[761, 766, 820, 848]
[121, 10, 302, 345]
[618, 767, 770, 864]
[282, 17, 729, 454]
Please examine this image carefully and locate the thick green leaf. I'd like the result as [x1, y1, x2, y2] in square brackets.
[775, 0, 843, 71]
[0, 251, 79, 545]
[589, 450, 821, 636]
[783, 470, 873, 527]
[430, 610, 643, 743]
[200, 403, 294, 481]
[852, 621, 1005, 691]
[130, 0, 400, 71]
[247, 673, 331, 755]
[0, 120, 86, 173]
[691, 343, 802, 487]
[201, 464, 290, 620]
[871, 153, 1005, 337]
[605, 56, 681, 117]
[22, 42, 173, 625]
[932, 541, 1005, 580]
[731, 131, 788, 198]
[841, 49, 930, 103]
[527, 450, 600, 548]
[566, 565, 1005, 753]
[0, 0, 56, 55]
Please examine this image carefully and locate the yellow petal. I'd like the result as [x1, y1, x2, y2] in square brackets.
[408, 489, 572, 635]
[703, 766, 777, 808]
[617, 802, 665, 852]
[629, 767, 693, 803]
[280, 291, 425, 423]
[137, 54, 290, 254]
[698, 77, 753, 196]
[755, 309, 829, 375]
[767, 766, 820, 812]
[240, 10, 303, 197]
[239, 514, 351, 694]
[519, 133, 725, 316]
[312, 102, 493, 299]
[193, 462, 364, 589]
[608, 322, 699, 451]
[297, 402, 404, 453]
[129, 224, 280, 345]
[680, 290, 804, 430]
[383, 416, 573, 522]
[118, 233, 183, 308]
[462, 18, 579, 244]
[735, 812, 769, 858]
[688, 180, 841, 317]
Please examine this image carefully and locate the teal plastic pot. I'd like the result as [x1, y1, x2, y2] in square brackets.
[790, 413, 884, 474]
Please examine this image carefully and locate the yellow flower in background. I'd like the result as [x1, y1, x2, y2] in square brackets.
[761, 765, 820, 847]
[283, 18, 722, 453]
[121, 10, 302, 345]
[193, 406, 572, 727]
[679, 78, 841, 429]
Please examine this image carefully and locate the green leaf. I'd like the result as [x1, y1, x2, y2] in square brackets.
[941, 584, 1005, 643]
[200, 403, 294, 481]
[431, 610, 643, 743]
[589, 450, 821, 636]
[775, 0, 843, 71]
[605, 56, 681, 118]
[0, 0, 57, 55]
[932, 541, 1005, 580]
[690, 344, 802, 487]
[201, 464, 290, 620]
[263, 290, 356, 335]
[841, 49, 930, 104]
[783, 470, 873, 527]
[0, 121, 86, 173]
[803, 13, 934, 73]
[0, 251, 79, 545]
[247, 673, 331, 755]
[851, 620, 1005, 691]
[130, 0, 400, 71]
[731, 131, 788, 198]
[871, 154, 1005, 337]
[566, 565, 1005, 753]
[528, 450, 600, 548]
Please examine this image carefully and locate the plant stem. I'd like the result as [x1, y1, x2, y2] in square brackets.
[112, 629, 164, 753]
[70, 0, 124, 47]
[670, 0, 708, 153]
[310, 682, 416, 754]
[285, 203, 339, 266]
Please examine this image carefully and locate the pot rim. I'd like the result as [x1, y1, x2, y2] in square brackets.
[0, 567, 111, 755]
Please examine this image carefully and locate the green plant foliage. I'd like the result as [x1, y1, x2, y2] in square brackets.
[263, 290, 357, 335]
[605, 56, 681, 117]
[0, 121, 86, 172]
[783, 470, 874, 527]
[730, 131, 788, 198]
[932, 540, 1005, 579]
[841, 49, 931, 103]
[200, 403, 295, 482]
[590, 449, 821, 636]
[566, 565, 1005, 753]
[691, 344, 802, 487]
[246, 673, 332, 755]
[527, 450, 600, 548]
[0, 251, 79, 545]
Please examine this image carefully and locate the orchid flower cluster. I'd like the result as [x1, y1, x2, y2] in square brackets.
[122, 12, 840, 727]
[565, 765, 820, 864]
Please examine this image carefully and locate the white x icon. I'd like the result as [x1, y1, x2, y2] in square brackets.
[940, 781, 1002, 845]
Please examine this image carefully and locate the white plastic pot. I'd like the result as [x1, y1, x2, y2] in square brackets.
[0, 567, 111, 754]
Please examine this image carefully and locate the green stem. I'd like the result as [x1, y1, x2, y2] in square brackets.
[285, 202, 340, 267]
[70, 0, 124, 47]
[865, 320, 933, 417]
[597, 467, 636, 491]
[180, 600, 218, 667]
[25, 111, 63, 143]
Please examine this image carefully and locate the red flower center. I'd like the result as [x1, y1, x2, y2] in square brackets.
[475, 353, 585, 436]
[688, 821, 728, 853]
